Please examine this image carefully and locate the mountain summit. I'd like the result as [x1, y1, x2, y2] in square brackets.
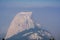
[4, 12, 54, 40]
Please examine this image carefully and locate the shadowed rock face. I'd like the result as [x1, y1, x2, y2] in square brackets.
[6, 26, 54, 40]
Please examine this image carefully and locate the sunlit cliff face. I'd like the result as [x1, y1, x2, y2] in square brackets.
[5, 12, 34, 39]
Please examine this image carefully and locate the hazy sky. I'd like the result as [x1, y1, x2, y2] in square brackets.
[0, 0, 60, 40]
[0, 0, 60, 8]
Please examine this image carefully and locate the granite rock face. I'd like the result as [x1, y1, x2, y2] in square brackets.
[5, 12, 34, 39]
[4, 12, 54, 40]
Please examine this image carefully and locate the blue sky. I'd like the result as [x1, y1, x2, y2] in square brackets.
[0, 0, 60, 40]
